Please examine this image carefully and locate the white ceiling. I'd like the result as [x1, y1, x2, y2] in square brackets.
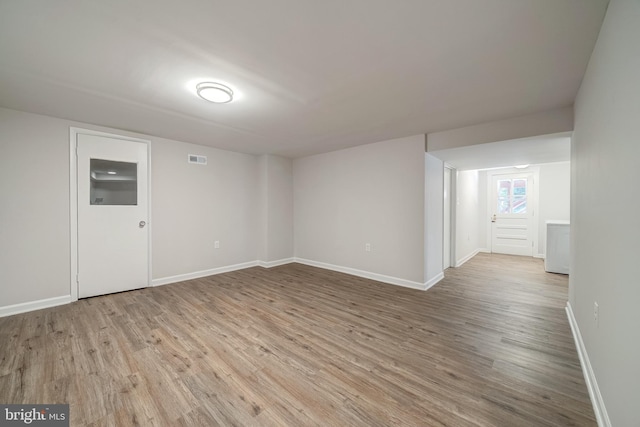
[0, 1, 607, 158]
[429, 133, 571, 171]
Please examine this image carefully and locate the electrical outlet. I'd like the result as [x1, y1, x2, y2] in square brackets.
[593, 302, 599, 326]
[365, 243, 371, 252]
[214, 240, 220, 249]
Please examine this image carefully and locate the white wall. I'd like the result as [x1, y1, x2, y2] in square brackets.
[0, 107, 276, 311]
[427, 107, 573, 151]
[1, 106, 429, 311]
[537, 162, 570, 256]
[293, 135, 426, 285]
[425, 154, 444, 285]
[455, 170, 481, 264]
[258, 156, 269, 262]
[151, 137, 260, 280]
[0, 108, 71, 306]
[443, 167, 452, 269]
[571, 0, 640, 425]
[259, 155, 294, 264]
[477, 171, 488, 251]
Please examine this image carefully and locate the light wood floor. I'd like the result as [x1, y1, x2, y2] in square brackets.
[0, 253, 595, 426]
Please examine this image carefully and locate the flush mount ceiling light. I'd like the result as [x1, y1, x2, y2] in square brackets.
[514, 164, 530, 169]
[196, 82, 234, 104]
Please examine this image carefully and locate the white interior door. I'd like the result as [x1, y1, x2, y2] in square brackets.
[77, 133, 149, 298]
[491, 173, 533, 256]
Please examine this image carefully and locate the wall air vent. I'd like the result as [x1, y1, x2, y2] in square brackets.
[188, 154, 207, 165]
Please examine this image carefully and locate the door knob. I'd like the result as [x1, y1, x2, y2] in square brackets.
[139, 221, 146, 228]
[491, 214, 497, 223]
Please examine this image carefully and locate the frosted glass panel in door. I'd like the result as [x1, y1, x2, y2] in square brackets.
[497, 179, 511, 214]
[90, 159, 137, 205]
[496, 178, 528, 214]
[512, 179, 527, 214]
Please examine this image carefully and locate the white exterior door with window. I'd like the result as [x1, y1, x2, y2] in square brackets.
[490, 172, 534, 256]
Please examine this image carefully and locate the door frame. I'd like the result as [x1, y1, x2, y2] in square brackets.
[485, 166, 540, 257]
[69, 127, 152, 301]
[443, 164, 456, 269]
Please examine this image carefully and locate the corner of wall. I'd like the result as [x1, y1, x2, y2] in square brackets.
[565, 302, 611, 427]
[425, 153, 444, 285]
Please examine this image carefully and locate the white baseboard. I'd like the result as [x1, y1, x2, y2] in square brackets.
[153, 258, 295, 287]
[424, 272, 444, 290]
[3, 257, 437, 317]
[258, 258, 295, 268]
[0, 295, 73, 318]
[455, 249, 481, 267]
[294, 258, 429, 290]
[156, 257, 436, 291]
[152, 261, 259, 287]
[466, 248, 546, 261]
[566, 302, 611, 427]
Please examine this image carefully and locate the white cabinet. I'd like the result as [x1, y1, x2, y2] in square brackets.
[545, 221, 570, 274]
